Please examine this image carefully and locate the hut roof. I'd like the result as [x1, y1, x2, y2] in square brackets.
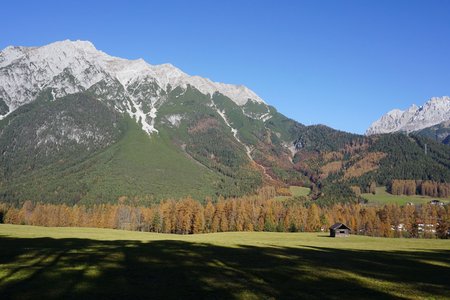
[329, 223, 351, 230]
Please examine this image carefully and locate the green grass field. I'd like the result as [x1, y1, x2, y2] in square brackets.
[275, 186, 310, 200]
[0, 224, 449, 299]
[362, 187, 450, 205]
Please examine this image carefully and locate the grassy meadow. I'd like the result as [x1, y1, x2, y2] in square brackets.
[275, 186, 310, 200]
[362, 186, 450, 205]
[0, 224, 449, 299]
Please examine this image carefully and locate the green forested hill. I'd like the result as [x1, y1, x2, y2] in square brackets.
[0, 87, 268, 205]
[0, 106, 225, 205]
[1, 86, 449, 206]
[0, 111, 269, 206]
[298, 132, 450, 203]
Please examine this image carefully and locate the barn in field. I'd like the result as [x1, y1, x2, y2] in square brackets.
[329, 223, 351, 237]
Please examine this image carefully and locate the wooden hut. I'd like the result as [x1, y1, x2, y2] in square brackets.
[329, 223, 351, 237]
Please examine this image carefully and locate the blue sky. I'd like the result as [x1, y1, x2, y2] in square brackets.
[1, 0, 449, 134]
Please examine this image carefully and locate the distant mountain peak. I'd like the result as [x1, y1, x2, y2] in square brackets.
[366, 96, 450, 135]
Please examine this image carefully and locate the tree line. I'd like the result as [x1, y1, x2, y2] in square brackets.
[0, 189, 448, 239]
[389, 180, 450, 198]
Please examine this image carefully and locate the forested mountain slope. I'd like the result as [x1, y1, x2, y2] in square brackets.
[1, 40, 449, 205]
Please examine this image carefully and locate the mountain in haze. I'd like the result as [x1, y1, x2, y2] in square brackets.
[0, 40, 449, 205]
[366, 96, 450, 135]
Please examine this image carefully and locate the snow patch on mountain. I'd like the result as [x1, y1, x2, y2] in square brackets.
[366, 96, 450, 135]
[211, 99, 253, 160]
[126, 94, 158, 134]
[260, 112, 272, 122]
[166, 114, 183, 127]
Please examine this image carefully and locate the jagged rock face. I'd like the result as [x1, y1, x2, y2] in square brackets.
[0, 40, 267, 134]
[366, 96, 450, 135]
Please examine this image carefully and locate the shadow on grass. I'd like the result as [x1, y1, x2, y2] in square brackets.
[0, 236, 449, 299]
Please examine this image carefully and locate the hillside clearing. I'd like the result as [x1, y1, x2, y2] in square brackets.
[362, 186, 450, 205]
[0, 224, 449, 299]
[275, 186, 310, 200]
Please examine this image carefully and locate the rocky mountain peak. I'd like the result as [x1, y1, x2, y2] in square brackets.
[0, 40, 266, 123]
[366, 96, 450, 135]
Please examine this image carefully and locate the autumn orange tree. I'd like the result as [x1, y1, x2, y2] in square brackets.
[0, 191, 448, 238]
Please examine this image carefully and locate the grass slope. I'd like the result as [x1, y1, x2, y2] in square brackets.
[362, 187, 450, 205]
[275, 186, 310, 200]
[1, 224, 449, 299]
[290, 186, 311, 197]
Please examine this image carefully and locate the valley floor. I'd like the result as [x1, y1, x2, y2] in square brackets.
[0, 224, 449, 299]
